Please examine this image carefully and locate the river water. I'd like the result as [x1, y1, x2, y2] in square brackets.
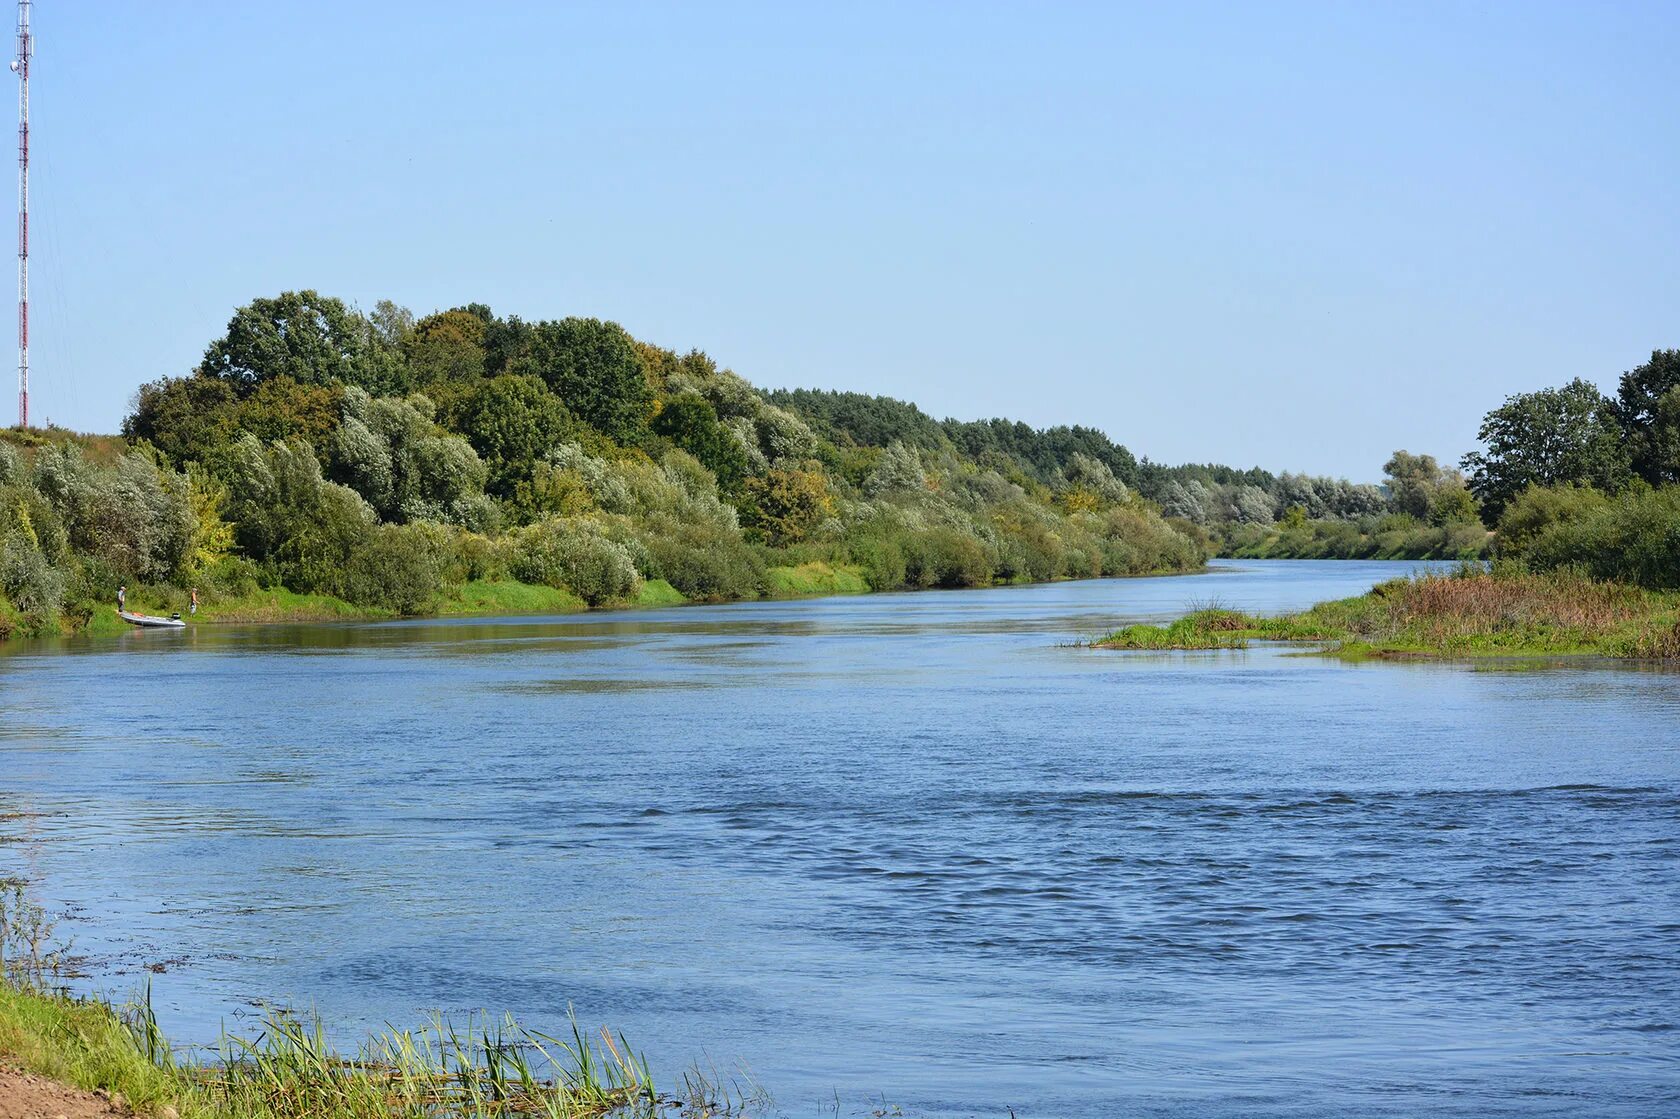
[2, 559, 1677, 1117]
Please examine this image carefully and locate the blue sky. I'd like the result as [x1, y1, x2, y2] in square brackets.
[17, 1, 1679, 478]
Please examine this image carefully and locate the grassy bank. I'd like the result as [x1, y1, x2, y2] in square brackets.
[0, 568, 866, 642]
[762, 562, 869, 598]
[0, 979, 701, 1119]
[1096, 569, 1680, 660]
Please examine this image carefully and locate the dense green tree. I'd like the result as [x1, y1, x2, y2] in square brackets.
[30, 444, 194, 582]
[1427, 485, 1479, 526]
[214, 435, 375, 592]
[864, 440, 927, 496]
[480, 312, 533, 375]
[769, 388, 950, 452]
[1615, 349, 1680, 485]
[406, 309, 489, 386]
[508, 517, 642, 605]
[199, 291, 403, 396]
[1159, 479, 1211, 524]
[1383, 451, 1469, 520]
[337, 522, 452, 613]
[1494, 482, 1610, 555]
[508, 318, 651, 443]
[446, 375, 575, 499]
[1518, 485, 1680, 590]
[741, 464, 835, 546]
[1461, 379, 1631, 521]
[367, 300, 415, 351]
[234, 377, 345, 449]
[941, 418, 1139, 488]
[651, 393, 748, 490]
[125, 374, 238, 463]
[329, 391, 489, 526]
[1228, 485, 1275, 525]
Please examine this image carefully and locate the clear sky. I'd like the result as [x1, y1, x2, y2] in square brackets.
[15, 1, 1679, 478]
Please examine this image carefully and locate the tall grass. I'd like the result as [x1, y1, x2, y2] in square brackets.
[0, 976, 750, 1119]
[189, 1005, 656, 1119]
[1095, 568, 1680, 659]
[0, 876, 758, 1119]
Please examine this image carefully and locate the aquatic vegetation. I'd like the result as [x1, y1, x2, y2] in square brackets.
[1, 979, 681, 1119]
[1096, 569, 1680, 660]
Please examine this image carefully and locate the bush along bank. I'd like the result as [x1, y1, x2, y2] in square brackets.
[2, 292, 1211, 641]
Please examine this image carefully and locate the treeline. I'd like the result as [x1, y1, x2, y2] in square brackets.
[1134, 451, 1489, 560]
[1459, 350, 1680, 590]
[767, 387, 1492, 560]
[0, 292, 1208, 635]
[1194, 347, 1680, 583]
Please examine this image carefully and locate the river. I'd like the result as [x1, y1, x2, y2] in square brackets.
[2, 559, 1677, 1117]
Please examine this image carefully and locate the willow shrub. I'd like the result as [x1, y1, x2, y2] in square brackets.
[637, 518, 764, 601]
[509, 518, 642, 605]
[335, 522, 456, 614]
[1520, 485, 1680, 589]
[0, 530, 64, 621]
[901, 526, 994, 589]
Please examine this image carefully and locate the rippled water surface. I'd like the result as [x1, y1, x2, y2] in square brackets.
[3, 560, 1678, 1117]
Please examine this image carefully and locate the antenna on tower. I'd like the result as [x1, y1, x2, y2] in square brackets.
[10, 0, 27, 429]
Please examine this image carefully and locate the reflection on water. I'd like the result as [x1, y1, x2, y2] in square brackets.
[2, 560, 1678, 1118]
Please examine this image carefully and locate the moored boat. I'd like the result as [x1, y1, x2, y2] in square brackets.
[118, 610, 186, 630]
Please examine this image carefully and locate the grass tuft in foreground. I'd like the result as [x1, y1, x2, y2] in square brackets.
[0, 879, 759, 1119]
[1095, 568, 1680, 660]
[1, 980, 678, 1119]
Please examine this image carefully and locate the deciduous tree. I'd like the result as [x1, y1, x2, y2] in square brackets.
[1460, 379, 1630, 522]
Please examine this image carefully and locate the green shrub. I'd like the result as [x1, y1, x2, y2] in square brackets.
[337, 522, 453, 613]
[509, 518, 642, 605]
[0, 530, 64, 621]
[1522, 485, 1680, 589]
[639, 519, 764, 601]
[1496, 483, 1612, 555]
[453, 529, 506, 582]
[903, 526, 994, 588]
[845, 531, 908, 591]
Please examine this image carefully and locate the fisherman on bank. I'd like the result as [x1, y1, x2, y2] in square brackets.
[116, 584, 126, 614]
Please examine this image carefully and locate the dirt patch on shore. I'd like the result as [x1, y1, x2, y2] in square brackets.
[0, 1066, 135, 1119]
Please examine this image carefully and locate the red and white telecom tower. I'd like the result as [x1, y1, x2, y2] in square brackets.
[9, 0, 28, 428]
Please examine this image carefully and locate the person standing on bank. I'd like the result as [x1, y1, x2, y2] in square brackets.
[116, 584, 126, 614]
[190, 588, 198, 616]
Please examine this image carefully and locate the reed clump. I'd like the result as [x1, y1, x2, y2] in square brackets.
[1389, 569, 1643, 632]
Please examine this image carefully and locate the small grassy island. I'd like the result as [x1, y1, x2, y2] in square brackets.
[1099, 567, 1680, 661]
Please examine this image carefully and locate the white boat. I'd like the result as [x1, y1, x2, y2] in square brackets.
[119, 610, 186, 630]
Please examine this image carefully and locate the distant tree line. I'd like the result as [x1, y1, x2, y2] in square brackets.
[3, 291, 1211, 634]
[6, 289, 1672, 636]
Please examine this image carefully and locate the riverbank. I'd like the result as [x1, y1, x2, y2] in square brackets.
[1096, 569, 1680, 660]
[0, 557, 1229, 644]
[0, 561, 884, 643]
[0, 979, 703, 1119]
[1217, 519, 1493, 561]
